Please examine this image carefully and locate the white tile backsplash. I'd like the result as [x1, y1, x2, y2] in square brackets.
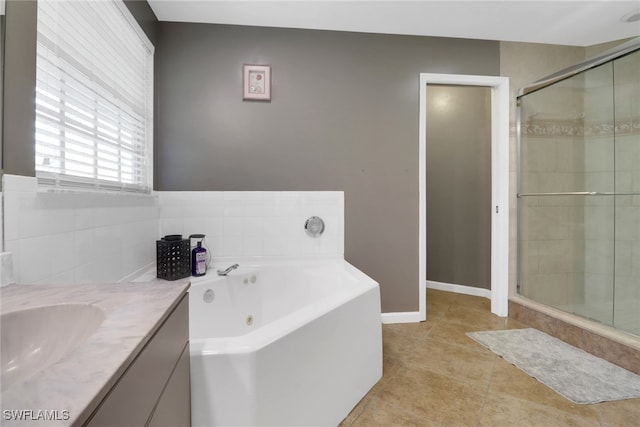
[18, 235, 52, 283]
[2, 178, 344, 284]
[0, 252, 15, 287]
[0, 190, 3, 253]
[3, 175, 159, 285]
[3, 174, 38, 192]
[158, 191, 344, 261]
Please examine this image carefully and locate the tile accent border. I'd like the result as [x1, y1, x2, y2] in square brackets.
[509, 299, 640, 375]
[521, 117, 640, 138]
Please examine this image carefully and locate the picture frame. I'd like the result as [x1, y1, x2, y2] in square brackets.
[243, 64, 271, 101]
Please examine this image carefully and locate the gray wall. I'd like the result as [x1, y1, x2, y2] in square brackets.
[1, 0, 157, 177]
[124, 0, 157, 46]
[426, 85, 492, 290]
[156, 23, 500, 312]
[0, 13, 5, 177]
[3, 0, 37, 177]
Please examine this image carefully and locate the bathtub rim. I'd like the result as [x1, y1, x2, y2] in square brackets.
[206, 255, 354, 272]
[189, 257, 380, 355]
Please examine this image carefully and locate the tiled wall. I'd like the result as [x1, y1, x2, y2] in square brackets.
[517, 70, 588, 309]
[613, 134, 640, 336]
[519, 152, 588, 309]
[610, 50, 640, 335]
[580, 64, 616, 324]
[1, 181, 344, 286]
[158, 191, 344, 261]
[499, 41, 586, 297]
[0, 189, 3, 250]
[2, 175, 160, 285]
[0, 190, 11, 286]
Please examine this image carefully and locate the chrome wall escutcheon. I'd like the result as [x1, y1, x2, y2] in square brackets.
[304, 216, 325, 237]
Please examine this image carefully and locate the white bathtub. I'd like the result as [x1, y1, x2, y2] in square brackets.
[188, 258, 382, 427]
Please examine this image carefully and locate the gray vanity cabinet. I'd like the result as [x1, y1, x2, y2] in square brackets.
[84, 295, 191, 427]
[147, 344, 191, 427]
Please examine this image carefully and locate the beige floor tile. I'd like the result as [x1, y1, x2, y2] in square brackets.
[339, 366, 394, 427]
[441, 303, 508, 330]
[348, 397, 439, 427]
[339, 391, 376, 426]
[384, 322, 434, 341]
[596, 398, 640, 427]
[480, 393, 601, 427]
[382, 351, 404, 377]
[348, 290, 637, 427]
[425, 320, 501, 354]
[382, 323, 433, 366]
[338, 410, 359, 426]
[425, 288, 454, 302]
[441, 290, 492, 311]
[373, 367, 486, 426]
[489, 360, 601, 421]
[427, 288, 491, 311]
[397, 338, 497, 387]
[425, 300, 451, 322]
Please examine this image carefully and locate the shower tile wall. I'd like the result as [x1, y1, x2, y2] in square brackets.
[613, 51, 640, 335]
[500, 41, 586, 297]
[519, 77, 588, 310]
[579, 63, 616, 325]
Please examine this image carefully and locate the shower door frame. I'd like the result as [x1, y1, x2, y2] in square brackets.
[418, 73, 510, 320]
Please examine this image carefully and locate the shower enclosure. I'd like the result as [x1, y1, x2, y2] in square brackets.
[517, 38, 640, 337]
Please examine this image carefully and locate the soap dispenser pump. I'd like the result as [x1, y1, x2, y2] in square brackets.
[189, 234, 207, 276]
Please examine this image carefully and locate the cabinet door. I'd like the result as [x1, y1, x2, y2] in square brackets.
[85, 296, 189, 427]
[147, 343, 191, 427]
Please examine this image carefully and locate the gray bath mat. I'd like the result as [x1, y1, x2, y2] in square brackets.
[467, 328, 640, 404]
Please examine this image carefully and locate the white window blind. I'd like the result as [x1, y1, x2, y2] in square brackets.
[35, 0, 154, 193]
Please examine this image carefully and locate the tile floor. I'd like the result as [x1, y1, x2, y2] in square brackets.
[339, 289, 640, 427]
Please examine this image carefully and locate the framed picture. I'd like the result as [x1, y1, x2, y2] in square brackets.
[243, 64, 271, 101]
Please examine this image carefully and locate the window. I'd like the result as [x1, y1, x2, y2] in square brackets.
[35, 0, 153, 192]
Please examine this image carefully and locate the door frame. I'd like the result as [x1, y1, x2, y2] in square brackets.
[418, 73, 510, 320]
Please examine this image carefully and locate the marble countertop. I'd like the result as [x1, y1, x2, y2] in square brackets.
[0, 279, 190, 427]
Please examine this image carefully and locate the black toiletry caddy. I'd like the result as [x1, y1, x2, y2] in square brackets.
[156, 235, 191, 281]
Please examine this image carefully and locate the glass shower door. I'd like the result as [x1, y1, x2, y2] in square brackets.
[613, 50, 640, 336]
[518, 62, 616, 326]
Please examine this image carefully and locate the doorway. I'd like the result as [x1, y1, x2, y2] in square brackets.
[426, 84, 492, 293]
[418, 74, 510, 321]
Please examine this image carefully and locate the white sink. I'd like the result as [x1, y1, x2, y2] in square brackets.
[1, 304, 105, 390]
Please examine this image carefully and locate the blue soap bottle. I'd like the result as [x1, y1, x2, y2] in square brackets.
[190, 234, 207, 276]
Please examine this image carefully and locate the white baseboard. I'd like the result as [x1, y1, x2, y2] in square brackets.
[381, 311, 422, 324]
[382, 281, 491, 324]
[426, 280, 491, 299]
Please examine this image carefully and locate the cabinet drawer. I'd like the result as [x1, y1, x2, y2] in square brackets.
[147, 342, 191, 427]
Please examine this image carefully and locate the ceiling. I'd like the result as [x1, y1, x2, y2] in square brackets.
[148, 1, 640, 47]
